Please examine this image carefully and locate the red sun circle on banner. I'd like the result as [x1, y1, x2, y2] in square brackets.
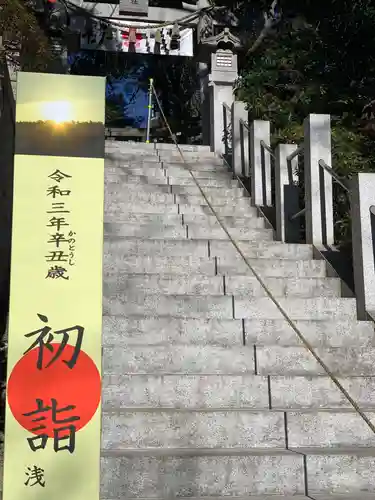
[7, 344, 101, 438]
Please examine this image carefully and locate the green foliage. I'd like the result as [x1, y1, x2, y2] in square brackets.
[0, 0, 55, 71]
[215, 0, 375, 248]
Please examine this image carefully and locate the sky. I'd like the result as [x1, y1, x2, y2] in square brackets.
[15, 72, 106, 123]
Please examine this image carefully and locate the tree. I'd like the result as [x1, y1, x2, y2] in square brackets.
[212, 0, 375, 249]
[0, 0, 55, 71]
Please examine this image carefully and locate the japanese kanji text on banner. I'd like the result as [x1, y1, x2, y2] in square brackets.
[3, 72, 106, 500]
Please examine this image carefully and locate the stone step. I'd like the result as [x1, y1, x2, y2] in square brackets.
[103, 202, 255, 219]
[270, 375, 375, 409]
[100, 497, 372, 500]
[105, 199, 254, 214]
[210, 240, 313, 260]
[217, 256, 327, 277]
[102, 316, 374, 348]
[103, 213, 264, 229]
[103, 255, 216, 276]
[225, 276, 341, 298]
[168, 174, 235, 186]
[102, 374, 269, 409]
[101, 373, 375, 410]
[165, 167, 234, 179]
[164, 166, 232, 177]
[104, 222, 187, 239]
[106, 164, 230, 178]
[106, 182, 246, 198]
[172, 186, 244, 196]
[105, 161, 164, 170]
[105, 191, 174, 205]
[105, 152, 160, 162]
[104, 238, 209, 257]
[184, 214, 262, 227]
[156, 144, 212, 152]
[105, 190, 252, 206]
[105, 184, 245, 201]
[103, 345, 255, 374]
[104, 274, 224, 295]
[105, 147, 157, 155]
[164, 163, 228, 173]
[235, 297, 357, 321]
[104, 274, 341, 298]
[178, 204, 256, 217]
[102, 316, 243, 346]
[287, 410, 375, 448]
[102, 255, 326, 278]
[158, 147, 216, 154]
[103, 294, 357, 320]
[176, 195, 253, 206]
[186, 225, 273, 240]
[103, 293, 234, 318]
[106, 156, 228, 169]
[105, 143, 157, 151]
[244, 318, 375, 348]
[106, 140, 155, 148]
[106, 161, 229, 176]
[105, 202, 180, 215]
[105, 172, 238, 189]
[104, 222, 273, 240]
[303, 447, 375, 496]
[112, 164, 229, 176]
[105, 173, 167, 184]
[100, 450, 306, 497]
[158, 151, 219, 160]
[101, 410, 286, 450]
[105, 142, 212, 153]
[255, 346, 375, 376]
[105, 213, 182, 225]
[105, 182, 171, 194]
[168, 176, 237, 187]
[123, 175, 238, 190]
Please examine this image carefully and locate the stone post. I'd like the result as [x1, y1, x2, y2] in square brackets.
[208, 49, 238, 154]
[231, 101, 249, 176]
[198, 62, 211, 146]
[351, 173, 375, 319]
[275, 144, 300, 242]
[250, 120, 271, 206]
[303, 114, 334, 246]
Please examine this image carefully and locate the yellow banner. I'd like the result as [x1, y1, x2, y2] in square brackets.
[3, 72, 106, 500]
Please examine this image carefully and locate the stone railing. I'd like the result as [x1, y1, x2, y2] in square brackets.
[221, 102, 375, 322]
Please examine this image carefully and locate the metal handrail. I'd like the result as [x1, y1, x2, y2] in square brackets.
[150, 79, 375, 437]
[319, 159, 350, 193]
[260, 140, 275, 159]
[222, 103, 232, 155]
[239, 118, 251, 132]
[289, 206, 306, 221]
[288, 149, 350, 222]
[289, 159, 350, 222]
[223, 102, 232, 114]
[287, 144, 304, 162]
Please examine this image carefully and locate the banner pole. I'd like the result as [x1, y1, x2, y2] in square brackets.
[145, 77, 153, 143]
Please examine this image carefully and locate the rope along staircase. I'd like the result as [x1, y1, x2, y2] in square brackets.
[101, 92, 375, 499]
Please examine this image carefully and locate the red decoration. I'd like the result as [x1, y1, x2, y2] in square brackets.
[7, 344, 101, 437]
[121, 29, 143, 41]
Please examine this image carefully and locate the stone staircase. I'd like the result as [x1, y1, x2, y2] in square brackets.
[101, 141, 375, 500]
